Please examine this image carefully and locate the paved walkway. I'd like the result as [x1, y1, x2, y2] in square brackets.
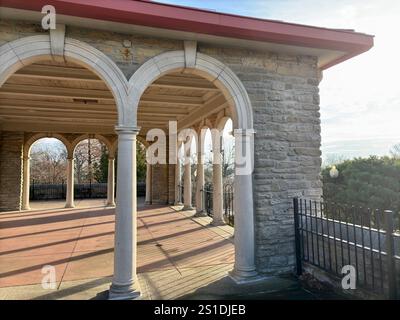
[0, 202, 236, 299]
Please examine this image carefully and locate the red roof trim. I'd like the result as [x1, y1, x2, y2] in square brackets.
[1, 0, 374, 69]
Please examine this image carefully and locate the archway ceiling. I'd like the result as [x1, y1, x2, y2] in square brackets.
[0, 60, 229, 136]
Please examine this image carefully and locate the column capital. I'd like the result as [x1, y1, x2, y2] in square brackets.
[233, 129, 256, 137]
[115, 125, 141, 135]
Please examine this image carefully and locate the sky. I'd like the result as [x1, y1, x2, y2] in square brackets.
[156, 0, 400, 163]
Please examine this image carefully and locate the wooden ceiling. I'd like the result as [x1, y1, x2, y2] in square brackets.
[0, 60, 228, 136]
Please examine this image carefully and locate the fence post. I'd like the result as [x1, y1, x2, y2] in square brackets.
[293, 197, 302, 276]
[384, 210, 397, 299]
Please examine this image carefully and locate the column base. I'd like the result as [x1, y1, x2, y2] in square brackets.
[106, 202, 116, 207]
[229, 267, 262, 284]
[174, 201, 183, 206]
[194, 210, 208, 217]
[65, 203, 75, 209]
[211, 218, 225, 226]
[145, 200, 152, 205]
[109, 281, 141, 300]
[22, 206, 31, 211]
[183, 206, 194, 211]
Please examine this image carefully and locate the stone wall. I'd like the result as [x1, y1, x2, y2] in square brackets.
[168, 164, 175, 205]
[151, 164, 169, 204]
[0, 131, 24, 211]
[0, 19, 323, 276]
[197, 46, 322, 275]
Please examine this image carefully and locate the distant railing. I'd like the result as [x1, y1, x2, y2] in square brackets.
[224, 184, 234, 226]
[294, 198, 400, 299]
[30, 180, 146, 200]
[177, 184, 184, 204]
[203, 183, 234, 227]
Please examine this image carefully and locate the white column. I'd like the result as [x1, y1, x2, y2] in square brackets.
[65, 156, 75, 208]
[21, 155, 31, 210]
[212, 135, 224, 225]
[183, 154, 193, 210]
[230, 129, 258, 283]
[145, 162, 152, 205]
[195, 145, 206, 217]
[109, 126, 141, 300]
[174, 159, 182, 205]
[107, 157, 115, 206]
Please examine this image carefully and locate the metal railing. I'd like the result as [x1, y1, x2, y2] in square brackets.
[294, 198, 400, 299]
[203, 183, 234, 227]
[30, 180, 146, 200]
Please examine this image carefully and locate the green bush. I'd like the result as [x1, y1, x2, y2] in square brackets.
[322, 156, 400, 213]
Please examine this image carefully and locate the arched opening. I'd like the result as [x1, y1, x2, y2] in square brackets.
[199, 118, 235, 226]
[28, 137, 68, 210]
[0, 37, 256, 297]
[125, 50, 257, 294]
[0, 56, 121, 212]
[0, 39, 125, 294]
[136, 140, 147, 206]
[133, 63, 253, 289]
[72, 138, 110, 207]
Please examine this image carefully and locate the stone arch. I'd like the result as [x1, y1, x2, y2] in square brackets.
[195, 122, 213, 159]
[215, 115, 233, 132]
[0, 35, 129, 126]
[71, 134, 115, 158]
[128, 50, 257, 282]
[22, 133, 72, 210]
[24, 133, 72, 158]
[127, 51, 254, 130]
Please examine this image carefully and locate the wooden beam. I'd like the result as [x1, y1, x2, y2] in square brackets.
[0, 98, 115, 110]
[138, 106, 189, 115]
[0, 105, 117, 115]
[178, 94, 228, 130]
[150, 76, 219, 92]
[11, 73, 105, 84]
[0, 112, 115, 122]
[13, 64, 101, 81]
[0, 84, 114, 101]
[0, 121, 116, 134]
[140, 94, 204, 106]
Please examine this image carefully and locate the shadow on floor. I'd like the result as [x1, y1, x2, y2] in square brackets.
[177, 275, 347, 300]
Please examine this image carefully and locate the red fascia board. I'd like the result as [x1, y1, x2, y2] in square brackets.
[1, 0, 374, 65]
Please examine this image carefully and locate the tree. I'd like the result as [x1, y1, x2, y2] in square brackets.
[322, 153, 347, 168]
[322, 156, 400, 214]
[390, 143, 400, 160]
[30, 140, 67, 183]
[222, 144, 235, 184]
[74, 139, 103, 183]
[136, 142, 146, 182]
[93, 145, 109, 183]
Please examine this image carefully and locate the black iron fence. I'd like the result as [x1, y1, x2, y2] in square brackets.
[178, 184, 184, 204]
[294, 198, 400, 299]
[203, 183, 234, 226]
[30, 181, 146, 200]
